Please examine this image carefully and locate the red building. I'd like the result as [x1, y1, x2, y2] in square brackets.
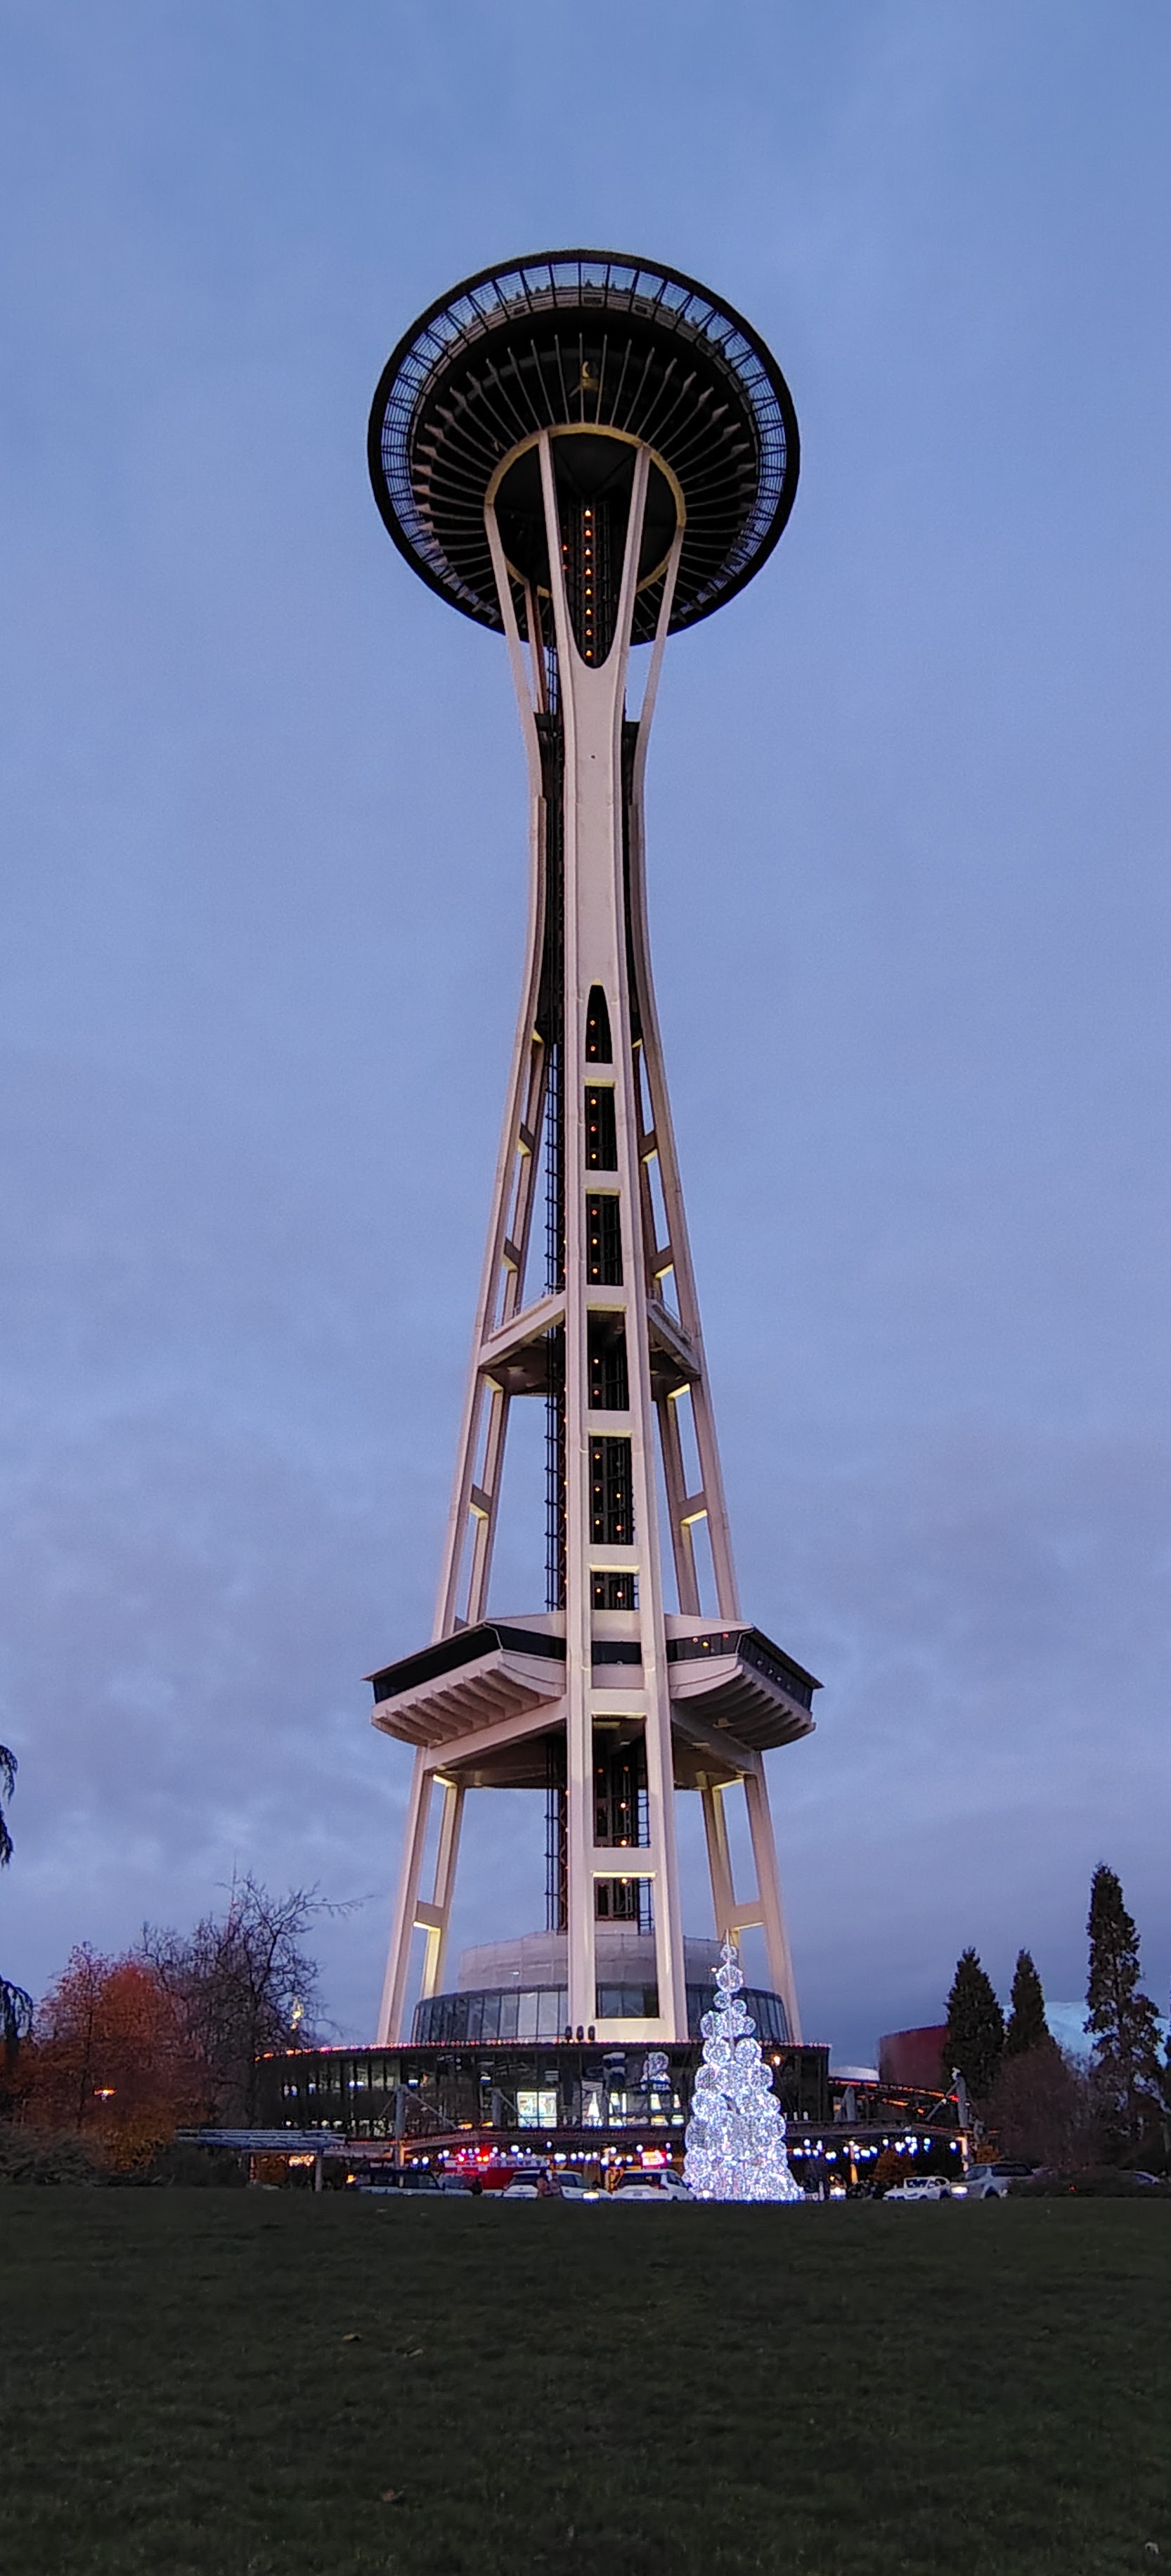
[879, 2026, 949, 2089]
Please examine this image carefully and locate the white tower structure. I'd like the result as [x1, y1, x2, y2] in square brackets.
[366, 253, 820, 2053]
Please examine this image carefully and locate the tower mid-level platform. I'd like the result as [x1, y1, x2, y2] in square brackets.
[368, 1615, 819, 1778]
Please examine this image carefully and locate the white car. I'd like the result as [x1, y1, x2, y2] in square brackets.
[612, 2173, 693, 2201]
[964, 2161, 1034, 2200]
[883, 2175, 951, 2201]
[501, 2173, 601, 2200]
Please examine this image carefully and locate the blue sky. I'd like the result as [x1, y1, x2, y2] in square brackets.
[1, 1, 1168, 2061]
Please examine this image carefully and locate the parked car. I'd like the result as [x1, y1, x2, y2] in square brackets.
[359, 2167, 441, 2194]
[612, 2172, 692, 2201]
[883, 2175, 952, 2201]
[965, 2161, 1037, 2199]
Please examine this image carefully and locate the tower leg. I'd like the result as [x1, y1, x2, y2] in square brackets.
[643, 1676, 687, 2038]
[701, 1781, 736, 1942]
[377, 1750, 433, 2044]
[656, 1389, 701, 1616]
[565, 1704, 595, 2037]
[744, 1765, 802, 2042]
[418, 1778, 465, 2001]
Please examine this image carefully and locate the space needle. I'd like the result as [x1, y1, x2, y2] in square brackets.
[365, 252, 820, 2058]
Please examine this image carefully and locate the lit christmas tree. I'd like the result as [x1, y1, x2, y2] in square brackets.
[684, 1940, 805, 2201]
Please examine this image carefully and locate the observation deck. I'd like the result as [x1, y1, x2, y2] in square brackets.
[368, 249, 798, 644]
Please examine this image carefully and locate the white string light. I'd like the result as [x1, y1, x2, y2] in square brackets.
[683, 1941, 805, 2202]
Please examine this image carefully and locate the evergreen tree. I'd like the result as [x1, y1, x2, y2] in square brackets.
[1085, 1863, 1161, 2147]
[1003, 1949, 1052, 2059]
[1, 1745, 34, 2091]
[0, 1741, 15, 1873]
[944, 1947, 1004, 2102]
[1156, 1996, 1171, 2126]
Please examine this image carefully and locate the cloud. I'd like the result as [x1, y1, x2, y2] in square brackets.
[1, 1, 1169, 2069]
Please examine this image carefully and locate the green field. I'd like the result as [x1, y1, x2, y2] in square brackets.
[1, 2191, 1167, 2575]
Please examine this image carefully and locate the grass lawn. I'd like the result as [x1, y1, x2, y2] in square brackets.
[1, 2191, 1167, 2575]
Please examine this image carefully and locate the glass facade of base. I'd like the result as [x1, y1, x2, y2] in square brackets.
[255, 2032, 829, 2141]
[410, 1982, 791, 2047]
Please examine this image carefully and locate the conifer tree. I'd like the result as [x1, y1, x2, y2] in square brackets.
[944, 1947, 1004, 2102]
[0, 1743, 14, 1875]
[1, 1745, 34, 2086]
[1004, 1949, 1052, 2059]
[1085, 1863, 1160, 2147]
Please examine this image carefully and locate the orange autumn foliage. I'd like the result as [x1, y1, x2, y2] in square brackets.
[25, 1945, 205, 2170]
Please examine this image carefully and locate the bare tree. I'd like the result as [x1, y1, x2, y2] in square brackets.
[990, 2044, 1095, 2170]
[141, 1873, 335, 2124]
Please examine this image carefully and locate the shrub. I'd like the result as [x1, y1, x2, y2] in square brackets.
[1009, 2167, 1171, 2199]
[140, 2141, 247, 2189]
[0, 2123, 106, 2185]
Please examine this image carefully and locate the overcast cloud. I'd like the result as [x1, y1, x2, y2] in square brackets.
[1, 1, 1168, 2062]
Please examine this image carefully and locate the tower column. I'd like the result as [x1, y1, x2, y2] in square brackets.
[417, 1777, 465, 2001]
[700, 1782, 736, 1941]
[377, 1750, 432, 2045]
[525, 431, 687, 2043]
